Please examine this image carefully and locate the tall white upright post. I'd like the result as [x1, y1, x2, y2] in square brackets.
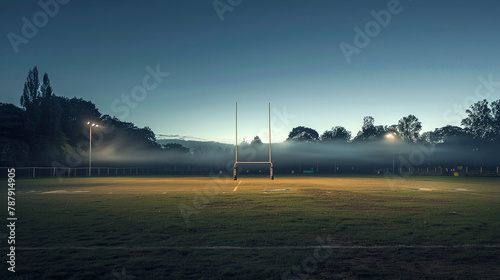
[234, 102, 238, 180]
[268, 102, 271, 163]
[235, 102, 238, 162]
[269, 102, 273, 180]
[89, 125, 92, 176]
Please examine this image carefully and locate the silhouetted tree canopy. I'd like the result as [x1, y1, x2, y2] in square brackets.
[426, 125, 472, 145]
[162, 143, 190, 154]
[461, 99, 499, 141]
[0, 66, 176, 166]
[287, 126, 319, 142]
[251, 136, 263, 145]
[59, 97, 102, 146]
[353, 116, 387, 142]
[40, 73, 54, 98]
[20, 66, 40, 109]
[321, 126, 351, 143]
[0, 103, 29, 166]
[397, 114, 422, 143]
[100, 115, 161, 150]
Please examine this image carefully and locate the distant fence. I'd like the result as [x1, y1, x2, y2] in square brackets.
[1, 166, 499, 178]
[382, 166, 499, 177]
[0, 166, 223, 179]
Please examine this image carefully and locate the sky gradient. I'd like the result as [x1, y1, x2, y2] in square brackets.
[2, 0, 500, 143]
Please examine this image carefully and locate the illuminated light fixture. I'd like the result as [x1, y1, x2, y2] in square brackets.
[385, 132, 396, 173]
[86, 122, 100, 176]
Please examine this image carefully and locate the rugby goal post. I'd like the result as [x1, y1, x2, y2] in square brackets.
[233, 102, 274, 180]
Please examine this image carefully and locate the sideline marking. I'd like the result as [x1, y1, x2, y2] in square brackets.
[18, 244, 500, 251]
[233, 180, 242, 192]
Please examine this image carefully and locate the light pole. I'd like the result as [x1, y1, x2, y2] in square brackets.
[385, 132, 396, 174]
[87, 122, 99, 176]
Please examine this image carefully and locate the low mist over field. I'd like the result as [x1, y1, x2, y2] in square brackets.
[88, 136, 500, 175]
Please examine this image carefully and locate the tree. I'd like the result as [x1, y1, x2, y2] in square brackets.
[162, 143, 190, 154]
[397, 114, 422, 142]
[0, 103, 29, 166]
[20, 66, 40, 109]
[17, 67, 70, 165]
[20, 67, 42, 154]
[419, 131, 435, 144]
[239, 139, 249, 146]
[100, 116, 161, 150]
[40, 73, 54, 98]
[60, 97, 102, 146]
[37, 96, 66, 146]
[425, 125, 472, 145]
[461, 99, 496, 141]
[286, 126, 319, 142]
[353, 116, 386, 141]
[251, 136, 263, 145]
[133, 126, 160, 149]
[321, 126, 351, 143]
[492, 99, 500, 140]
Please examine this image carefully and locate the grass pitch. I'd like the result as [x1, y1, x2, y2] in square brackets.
[9, 175, 500, 279]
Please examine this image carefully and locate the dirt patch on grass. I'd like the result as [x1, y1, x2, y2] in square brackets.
[263, 188, 290, 193]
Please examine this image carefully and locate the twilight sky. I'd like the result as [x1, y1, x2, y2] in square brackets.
[1, 0, 500, 143]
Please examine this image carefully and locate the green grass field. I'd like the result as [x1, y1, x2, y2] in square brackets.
[7, 175, 500, 279]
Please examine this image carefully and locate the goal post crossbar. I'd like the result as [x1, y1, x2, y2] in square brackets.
[235, 162, 273, 165]
[233, 102, 274, 180]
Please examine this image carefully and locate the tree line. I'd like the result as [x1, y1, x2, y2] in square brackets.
[285, 105, 500, 145]
[1, 66, 499, 168]
[0, 67, 188, 167]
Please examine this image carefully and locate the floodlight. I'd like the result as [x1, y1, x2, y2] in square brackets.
[86, 121, 100, 176]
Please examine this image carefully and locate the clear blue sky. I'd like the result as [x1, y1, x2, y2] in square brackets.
[2, 0, 499, 143]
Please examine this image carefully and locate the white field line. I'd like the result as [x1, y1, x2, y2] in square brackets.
[17, 244, 500, 251]
[233, 180, 243, 192]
